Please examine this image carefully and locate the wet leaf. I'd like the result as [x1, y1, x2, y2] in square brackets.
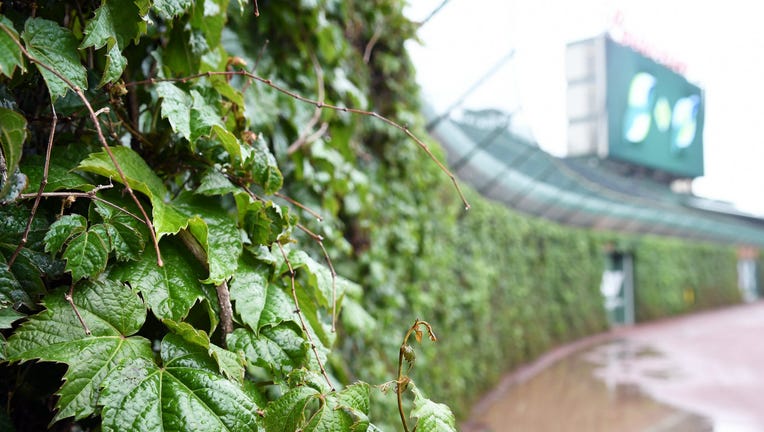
[0, 16, 24, 78]
[163, 318, 245, 382]
[0, 307, 25, 329]
[77, 146, 189, 237]
[410, 384, 457, 432]
[80, 0, 145, 84]
[6, 279, 151, 421]
[262, 386, 319, 432]
[110, 238, 210, 322]
[0, 108, 27, 195]
[228, 324, 308, 376]
[99, 334, 260, 432]
[61, 224, 110, 280]
[152, 0, 193, 19]
[44, 214, 87, 254]
[156, 82, 192, 140]
[229, 252, 270, 332]
[172, 193, 242, 284]
[22, 18, 87, 100]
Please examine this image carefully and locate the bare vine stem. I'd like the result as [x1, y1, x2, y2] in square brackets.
[125, 70, 471, 210]
[16, 187, 142, 222]
[7, 103, 56, 267]
[0, 23, 164, 267]
[277, 243, 335, 391]
[396, 319, 438, 432]
[177, 229, 234, 346]
[274, 192, 323, 222]
[65, 282, 91, 336]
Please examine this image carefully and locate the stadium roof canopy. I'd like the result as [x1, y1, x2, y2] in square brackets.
[427, 106, 764, 247]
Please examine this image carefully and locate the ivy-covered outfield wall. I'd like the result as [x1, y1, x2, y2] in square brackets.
[339, 152, 743, 423]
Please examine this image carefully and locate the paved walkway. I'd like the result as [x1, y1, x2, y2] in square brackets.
[464, 302, 764, 431]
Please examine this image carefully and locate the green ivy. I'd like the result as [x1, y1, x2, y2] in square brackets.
[0, 1, 456, 430]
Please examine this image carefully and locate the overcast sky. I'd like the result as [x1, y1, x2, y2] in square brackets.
[405, 0, 764, 215]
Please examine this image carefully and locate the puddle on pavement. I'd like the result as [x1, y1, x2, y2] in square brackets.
[463, 339, 713, 432]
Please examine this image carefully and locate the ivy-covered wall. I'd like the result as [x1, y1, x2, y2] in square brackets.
[338, 143, 742, 424]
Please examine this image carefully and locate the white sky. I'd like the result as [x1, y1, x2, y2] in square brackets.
[405, 0, 764, 215]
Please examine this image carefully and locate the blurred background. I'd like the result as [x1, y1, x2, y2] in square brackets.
[405, 0, 764, 215]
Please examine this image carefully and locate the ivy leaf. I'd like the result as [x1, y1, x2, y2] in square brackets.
[238, 199, 293, 246]
[282, 250, 335, 309]
[0, 16, 24, 78]
[0, 108, 27, 197]
[22, 18, 87, 100]
[228, 324, 308, 377]
[0, 203, 48, 248]
[173, 193, 242, 285]
[77, 146, 166, 203]
[99, 334, 260, 432]
[61, 223, 110, 280]
[163, 319, 245, 382]
[110, 238, 212, 323]
[262, 386, 319, 432]
[229, 252, 270, 332]
[209, 344, 246, 383]
[262, 383, 371, 432]
[301, 396, 354, 432]
[77, 146, 188, 237]
[102, 44, 128, 85]
[0, 246, 57, 307]
[6, 279, 152, 422]
[190, 89, 224, 143]
[80, 0, 146, 85]
[21, 144, 94, 193]
[248, 138, 283, 194]
[103, 216, 145, 261]
[410, 384, 458, 432]
[0, 306, 25, 329]
[190, 0, 228, 47]
[93, 202, 146, 262]
[257, 280, 298, 329]
[44, 214, 87, 254]
[196, 168, 239, 196]
[156, 82, 192, 140]
[0, 254, 26, 307]
[152, 0, 194, 19]
[213, 124, 243, 163]
[163, 23, 200, 76]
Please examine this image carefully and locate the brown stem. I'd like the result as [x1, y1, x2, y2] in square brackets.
[8, 103, 57, 267]
[216, 280, 234, 340]
[363, 26, 383, 64]
[177, 229, 233, 346]
[18, 190, 142, 223]
[395, 319, 438, 432]
[65, 283, 91, 336]
[274, 192, 323, 221]
[277, 243, 335, 391]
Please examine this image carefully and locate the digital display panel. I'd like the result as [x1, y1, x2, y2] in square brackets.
[606, 38, 704, 178]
